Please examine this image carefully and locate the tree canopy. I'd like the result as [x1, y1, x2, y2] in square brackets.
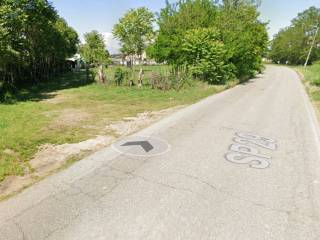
[148, 0, 268, 82]
[270, 7, 320, 65]
[80, 31, 110, 67]
[148, 0, 218, 66]
[0, 0, 79, 100]
[217, 1, 268, 77]
[112, 7, 155, 61]
[79, 31, 110, 83]
[182, 27, 235, 83]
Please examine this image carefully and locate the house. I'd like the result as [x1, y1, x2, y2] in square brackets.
[66, 54, 83, 71]
[110, 52, 156, 66]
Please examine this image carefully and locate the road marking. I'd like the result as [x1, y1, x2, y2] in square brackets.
[230, 143, 271, 159]
[225, 132, 277, 169]
[235, 132, 277, 150]
[112, 136, 170, 157]
[225, 152, 270, 169]
[121, 141, 154, 152]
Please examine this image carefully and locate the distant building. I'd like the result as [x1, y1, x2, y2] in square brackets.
[110, 52, 156, 66]
[66, 54, 83, 71]
[110, 54, 123, 65]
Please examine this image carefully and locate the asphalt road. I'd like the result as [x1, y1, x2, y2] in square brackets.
[1, 65, 320, 240]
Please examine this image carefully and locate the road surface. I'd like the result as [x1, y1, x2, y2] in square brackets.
[1, 65, 320, 240]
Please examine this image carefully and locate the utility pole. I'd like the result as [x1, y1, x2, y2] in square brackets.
[304, 25, 319, 67]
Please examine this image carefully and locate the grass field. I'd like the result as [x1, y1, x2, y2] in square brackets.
[297, 63, 320, 116]
[0, 65, 237, 182]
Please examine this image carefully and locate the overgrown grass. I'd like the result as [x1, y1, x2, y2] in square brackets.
[297, 62, 320, 117]
[105, 65, 170, 83]
[299, 63, 320, 86]
[0, 65, 236, 182]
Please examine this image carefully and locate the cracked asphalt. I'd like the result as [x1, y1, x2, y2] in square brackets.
[1, 65, 320, 239]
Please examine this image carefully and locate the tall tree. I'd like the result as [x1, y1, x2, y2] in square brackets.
[149, 0, 267, 80]
[270, 7, 320, 65]
[148, 0, 218, 66]
[112, 7, 155, 66]
[217, 1, 268, 77]
[0, 0, 79, 101]
[80, 31, 110, 84]
[222, 0, 261, 8]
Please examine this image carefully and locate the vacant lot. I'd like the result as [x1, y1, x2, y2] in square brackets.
[0, 65, 236, 184]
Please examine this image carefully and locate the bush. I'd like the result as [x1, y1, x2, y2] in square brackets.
[0, 81, 16, 103]
[114, 67, 127, 86]
[182, 28, 235, 84]
[149, 66, 193, 91]
[149, 72, 171, 90]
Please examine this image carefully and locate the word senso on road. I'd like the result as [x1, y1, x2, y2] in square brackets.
[225, 132, 277, 169]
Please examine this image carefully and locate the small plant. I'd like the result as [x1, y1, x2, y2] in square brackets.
[179, 71, 194, 89]
[114, 67, 126, 86]
[149, 72, 169, 90]
[149, 66, 194, 91]
[0, 82, 16, 103]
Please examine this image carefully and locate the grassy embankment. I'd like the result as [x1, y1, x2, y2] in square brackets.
[297, 63, 320, 116]
[0, 65, 237, 182]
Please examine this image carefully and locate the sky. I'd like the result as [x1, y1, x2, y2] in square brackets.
[51, 0, 320, 54]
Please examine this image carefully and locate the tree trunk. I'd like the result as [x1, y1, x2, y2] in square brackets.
[137, 55, 144, 88]
[138, 68, 144, 88]
[98, 65, 106, 84]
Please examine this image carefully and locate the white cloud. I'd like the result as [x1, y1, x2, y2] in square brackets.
[101, 32, 120, 55]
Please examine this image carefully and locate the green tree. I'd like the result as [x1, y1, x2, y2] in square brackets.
[182, 28, 235, 84]
[148, 0, 218, 66]
[112, 7, 155, 66]
[80, 31, 110, 84]
[217, 1, 268, 78]
[149, 0, 267, 80]
[270, 7, 320, 65]
[221, 0, 262, 8]
[0, 0, 79, 101]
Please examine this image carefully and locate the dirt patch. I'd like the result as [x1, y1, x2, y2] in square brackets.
[0, 136, 114, 199]
[0, 106, 183, 200]
[42, 92, 69, 104]
[49, 108, 91, 129]
[0, 175, 35, 200]
[30, 136, 115, 173]
[3, 149, 16, 156]
[106, 106, 184, 136]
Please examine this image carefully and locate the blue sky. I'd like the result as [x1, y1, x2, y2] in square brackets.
[51, 0, 320, 53]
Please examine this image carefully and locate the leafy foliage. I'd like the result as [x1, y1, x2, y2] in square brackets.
[79, 31, 110, 84]
[80, 31, 110, 66]
[112, 7, 155, 60]
[0, 0, 79, 101]
[270, 7, 320, 65]
[217, 1, 268, 78]
[148, 0, 218, 66]
[114, 67, 127, 86]
[149, 65, 194, 90]
[182, 28, 235, 84]
[148, 0, 268, 82]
